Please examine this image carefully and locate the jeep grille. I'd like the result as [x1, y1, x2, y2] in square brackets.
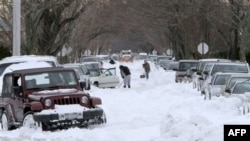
[53, 97, 80, 105]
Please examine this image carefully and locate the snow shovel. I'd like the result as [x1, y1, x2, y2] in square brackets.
[117, 80, 124, 88]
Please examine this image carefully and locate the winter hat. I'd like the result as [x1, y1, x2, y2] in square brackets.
[119, 65, 123, 69]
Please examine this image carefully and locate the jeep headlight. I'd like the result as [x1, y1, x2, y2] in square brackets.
[44, 99, 52, 107]
[81, 96, 88, 104]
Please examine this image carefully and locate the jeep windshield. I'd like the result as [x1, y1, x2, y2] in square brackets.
[24, 71, 78, 90]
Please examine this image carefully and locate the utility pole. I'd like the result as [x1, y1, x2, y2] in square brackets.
[13, 0, 21, 56]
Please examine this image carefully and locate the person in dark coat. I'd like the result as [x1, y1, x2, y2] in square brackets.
[142, 60, 150, 79]
[109, 58, 115, 64]
[119, 65, 131, 88]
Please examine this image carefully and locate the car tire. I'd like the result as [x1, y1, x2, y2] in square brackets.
[0, 111, 10, 131]
[22, 112, 42, 130]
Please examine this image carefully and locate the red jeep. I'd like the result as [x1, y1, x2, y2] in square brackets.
[0, 67, 106, 131]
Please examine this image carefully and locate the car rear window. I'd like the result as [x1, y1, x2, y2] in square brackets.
[211, 64, 248, 75]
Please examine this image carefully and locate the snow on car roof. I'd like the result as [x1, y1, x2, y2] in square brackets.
[0, 55, 59, 66]
[179, 59, 198, 62]
[5, 61, 52, 72]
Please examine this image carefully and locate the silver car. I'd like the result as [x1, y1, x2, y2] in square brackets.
[204, 72, 232, 100]
[175, 59, 198, 83]
[201, 61, 250, 96]
[193, 58, 231, 91]
[220, 73, 250, 96]
[224, 80, 250, 115]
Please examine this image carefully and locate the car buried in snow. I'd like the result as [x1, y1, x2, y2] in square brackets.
[224, 80, 250, 115]
[174, 59, 198, 83]
[0, 67, 106, 131]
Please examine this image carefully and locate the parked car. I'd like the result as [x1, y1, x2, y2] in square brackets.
[147, 54, 158, 62]
[62, 63, 91, 90]
[224, 80, 250, 115]
[158, 60, 174, 70]
[220, 73, 250, 96]
[193, 58, 231, 91]
[135, 53, 148, 60]
[110, 54, 120, 61]
[88, 67, 120, 88]
[198, 62, 216, 93]
[201, 61, 250, 95]
[204, 72, 233, 100]
[82, 62, 102, 71]
[0, 67, 106, 131]
[174, 59, 198, 83]
[154, 55, 172, 67]
[167, 61, 179, 71]
[96, 55, 111, 63]
[185, 67, 197, 83]
[80, 56, 103, 64]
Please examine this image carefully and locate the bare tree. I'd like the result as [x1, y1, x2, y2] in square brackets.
[3, 0, 250, 61]
[0, 0, 95, 56]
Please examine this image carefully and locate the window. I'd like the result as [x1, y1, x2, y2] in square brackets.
[2, 74, 12, 97]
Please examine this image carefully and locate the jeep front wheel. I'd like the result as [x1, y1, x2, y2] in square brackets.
[22, 112, 41, 130]
[0, 112, 9, 131]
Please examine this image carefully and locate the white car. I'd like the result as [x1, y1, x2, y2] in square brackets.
[62, 63, 91, 90]
[88, 67, 120, 88]
[201, 61, 250, 96]
[220, 73, 250, 96]
[224, 80, 250, 115]
[194, 58, 231, 91]
[204, 72, 233, 100]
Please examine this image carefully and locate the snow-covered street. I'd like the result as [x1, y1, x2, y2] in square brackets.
[0, 60, 249, 141]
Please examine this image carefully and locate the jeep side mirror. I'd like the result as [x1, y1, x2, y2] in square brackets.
[79, 81, 86, 90]
[13, 86, 21, 97]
